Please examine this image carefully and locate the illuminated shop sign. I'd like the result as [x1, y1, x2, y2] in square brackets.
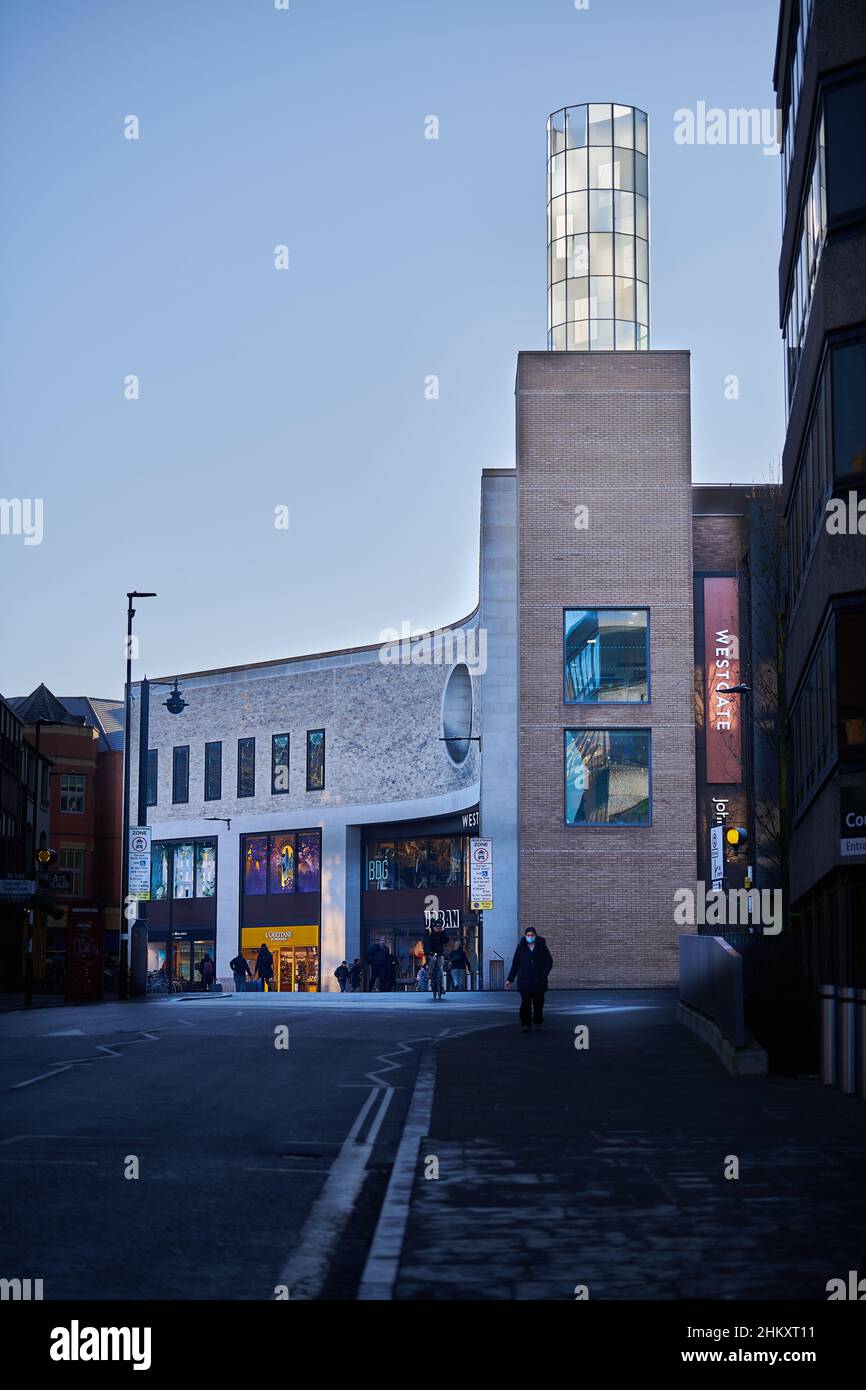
[704, 577, 742, 785]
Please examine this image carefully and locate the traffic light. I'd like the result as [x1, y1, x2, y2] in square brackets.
[36, 847, 58, 870]
[725, 827, 748, 855]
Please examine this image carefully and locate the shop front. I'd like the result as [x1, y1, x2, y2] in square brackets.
[145, 837, 217, 990]
[240, 925, 319, 992]
[362, 807, 480, 991]
[239, 828, 321, 992]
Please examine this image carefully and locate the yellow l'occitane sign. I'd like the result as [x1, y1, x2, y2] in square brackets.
[241, 926, 319, 950]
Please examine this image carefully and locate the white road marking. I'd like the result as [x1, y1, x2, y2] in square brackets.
[357, 1047, 438, 1301]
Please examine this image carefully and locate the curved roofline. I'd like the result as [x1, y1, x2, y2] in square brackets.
[139, 603, 481, 686]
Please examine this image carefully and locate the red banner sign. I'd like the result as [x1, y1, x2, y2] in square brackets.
[704, 577, 742, 785]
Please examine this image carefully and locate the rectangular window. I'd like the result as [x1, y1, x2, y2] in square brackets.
[272, 733, 290, 795]
[204, 742, 222, 801]
[832, 340, 866, 478]
[564, 728, 652, 826]
[151, 842, 169, 901]
[306, 729, 325, 790]
[173, 843, 194, 899]
[58, 847, 84, 896]
[151, 839, 218, 901]
[269, 831, 295, 892]
[243, 835, 268, 895]
[241, 830, 322, 896]
[195, 840, 217, 898]
[297, 832, 321, 892]
[836, 607, 866, 750]
[237, 738, 255, 798]
[372, 837, 463, 891]
[146, 750, 158, 808]
[172, 745, 189, 804]
[59, 773, 86, 814]
[564, 609, 649, 703]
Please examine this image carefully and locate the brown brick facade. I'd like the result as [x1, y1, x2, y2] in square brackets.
[517, 351, 697, 985]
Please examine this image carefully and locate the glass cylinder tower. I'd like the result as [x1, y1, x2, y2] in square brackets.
[547, 103, 649, 351]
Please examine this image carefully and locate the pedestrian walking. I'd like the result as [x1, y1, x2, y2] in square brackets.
[334, 960, 349, 992]
[505, 928, 553, 1031]
[198, 952, 216, 993]
[348, 958, 362, 992]
[256, 942, 274, 992]
[448, 944, 471, 992]
[416, 963, 429, 992]
[365, 939, 391, 992]
[230, 952, 251, 995]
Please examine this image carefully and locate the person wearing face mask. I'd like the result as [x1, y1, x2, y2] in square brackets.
[505, 927, 554, 1032]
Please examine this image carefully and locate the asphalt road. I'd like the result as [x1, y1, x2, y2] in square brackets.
[1, 989, 865, 1302]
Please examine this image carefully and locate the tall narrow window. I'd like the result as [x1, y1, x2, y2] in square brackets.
[272, 734, 290, 795]
[306, 729, 325, 791]
[146, 750, 158, 807]
[172, 746, 190, 804]
[204, 741, 222, 801]
[237, 738, 256, 798]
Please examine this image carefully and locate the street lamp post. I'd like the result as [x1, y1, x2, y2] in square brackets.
[133, 677, 187, 993]
[120, 593, 156, 1001]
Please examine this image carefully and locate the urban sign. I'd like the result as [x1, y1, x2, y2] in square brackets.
[128, 826, 151, 900]
[0, 876, 35, 902]
[469, 837, 493, 911]
[704, 577, 743, 785]
[840, 785, 866, 858]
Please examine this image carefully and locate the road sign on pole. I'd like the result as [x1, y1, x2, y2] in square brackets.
[469, 837, 493, 911]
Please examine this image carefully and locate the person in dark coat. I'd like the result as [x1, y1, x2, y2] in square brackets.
[348, 958, 362, 992]
[198, 953, 216, 992]
[505, 928, 553, 1031]
[256, 943, 274, 991]
[230, 953, 251, 994]
[365, 939, 391, 992]
[334, 960, 349, 992]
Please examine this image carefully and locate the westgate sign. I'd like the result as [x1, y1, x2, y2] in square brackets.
[704, 577, 742, 785]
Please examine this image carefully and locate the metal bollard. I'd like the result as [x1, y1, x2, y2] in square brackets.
[858, 990, 866, 1102]
[819, 984, 837, 1086]
[839, 986, 857, 1095]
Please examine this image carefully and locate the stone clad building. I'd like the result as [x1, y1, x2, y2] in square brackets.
[129, 100, 783, 993]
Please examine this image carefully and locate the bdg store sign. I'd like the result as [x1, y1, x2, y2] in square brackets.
[840, 786, 866, 857]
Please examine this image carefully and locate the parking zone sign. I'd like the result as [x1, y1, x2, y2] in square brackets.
[469, 837, 493, 910]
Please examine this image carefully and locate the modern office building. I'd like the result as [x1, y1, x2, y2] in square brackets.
[774, 0, 866, 990]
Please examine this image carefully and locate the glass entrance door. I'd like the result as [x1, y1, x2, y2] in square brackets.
[271, 945, 320, 992]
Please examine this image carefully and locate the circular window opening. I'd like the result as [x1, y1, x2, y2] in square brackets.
[441, 663, 473, 766]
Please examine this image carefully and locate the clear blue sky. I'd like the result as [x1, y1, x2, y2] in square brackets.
[0, 0, 783, 700]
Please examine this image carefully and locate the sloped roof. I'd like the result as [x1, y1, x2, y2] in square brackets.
[9, 684, 86, 728]
[55, 697, 125, 752]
